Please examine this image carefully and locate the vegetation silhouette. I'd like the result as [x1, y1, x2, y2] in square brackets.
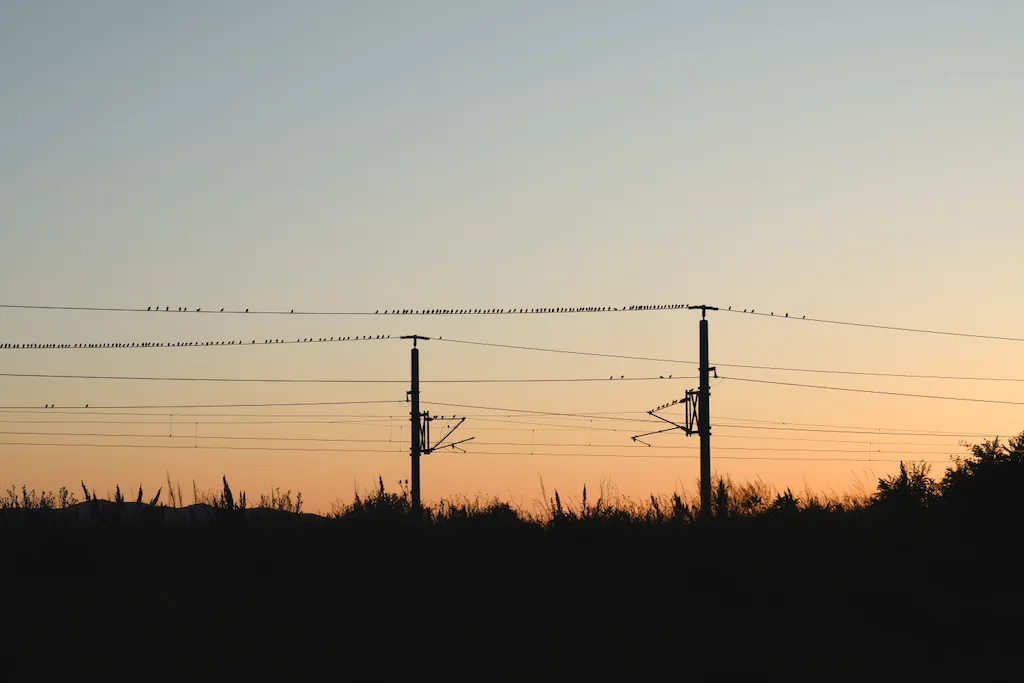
[1, 436, 1022, 672]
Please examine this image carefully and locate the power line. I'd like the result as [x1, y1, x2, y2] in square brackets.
[0, 440, 948, 463]
[9, 326, 1024, 384]
[718, 307, 1024, 344]
[0, 418, 394, 427]
[713, 422, 1006, 439]
[722, 375, 1024, 407]
[0, 429, 955, 452]
[0, 408, 399, 419]
[442, 450, 949, 464]
[423, 402, 660, 424]
[0, 302, 690, 316]
[9, 299, 1023, 343]
[438, 338, 696, 365]
[439, 338, 1024, 383]
[0, 336, 396, 350]
[0, 441, 405, 454]
[0, 371, 695, 385]
[0, 430, 401, 444]
[0, 399, 403, 410]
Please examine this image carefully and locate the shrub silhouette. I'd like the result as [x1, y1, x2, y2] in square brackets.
[873, 461, 938, 510]
[940, 433, 1024, 521]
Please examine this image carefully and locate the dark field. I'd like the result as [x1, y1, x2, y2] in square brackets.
[3, 439, 1022, 674]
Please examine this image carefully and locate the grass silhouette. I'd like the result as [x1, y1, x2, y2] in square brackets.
[1, 435, 1021, 672]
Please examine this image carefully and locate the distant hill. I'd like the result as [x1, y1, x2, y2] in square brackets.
[0, 500, 321, 526]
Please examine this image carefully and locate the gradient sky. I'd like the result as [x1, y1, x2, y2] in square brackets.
[2, 1, 1023, 512]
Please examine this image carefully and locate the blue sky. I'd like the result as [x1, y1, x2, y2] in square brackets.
[2, 2, 1023, 508]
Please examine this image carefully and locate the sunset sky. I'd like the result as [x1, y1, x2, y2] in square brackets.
[2, 1, 1023, 512]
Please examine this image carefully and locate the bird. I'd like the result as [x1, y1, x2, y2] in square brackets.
[165, 307, 169, 311]
[728, 306, 731, 310]
[85, 404, 88, 408]
[220, 308, 224, 312]
[785, 313, 788, 317]
[147, 306, 151, 311]
[197, 309, 200, 312]
[660, 375, 664, 379]
[245, 309, 249, 313]
[609, 376, 613, 380]
[802, 315, 806, 319]
[290, 309, 294, 314]
[620, 375, 624, 379]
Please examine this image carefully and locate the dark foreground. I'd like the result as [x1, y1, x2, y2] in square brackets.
[1, 506, 1019, 674]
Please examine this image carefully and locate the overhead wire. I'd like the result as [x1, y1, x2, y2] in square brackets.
[721, 375, 1024, 407]
[0, 399, 404, 410]
[0, 440, 951, 463]
[0, 302, 689, 316]
[718, 307, 1024, 344]
[0, 336, 396, 350]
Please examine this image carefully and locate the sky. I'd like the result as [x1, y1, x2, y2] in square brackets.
[1, 1, 1023, 512]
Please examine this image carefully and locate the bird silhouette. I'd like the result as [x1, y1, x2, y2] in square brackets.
[290, 309, 294, 314]
[147, 306, 151, 311]
[785, 313, 788, 317]
[245, 309, 249, 313]
[197, 309, 200, 312]
[85, 404, 88, 408]
[220, 308, 224, 312]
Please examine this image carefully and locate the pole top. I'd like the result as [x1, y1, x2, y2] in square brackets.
[400, 335, 430, 347]
[686, 305, 719, 319]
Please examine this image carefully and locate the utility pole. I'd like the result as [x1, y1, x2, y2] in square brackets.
[400, 335, 474, 512]
[630, 305, 716, 518]
[402, 335, 428, 511]
[697, 307, 714, 519]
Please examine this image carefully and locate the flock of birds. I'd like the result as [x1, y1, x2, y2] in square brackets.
[725, 306, 805, 318]
[138, 304, 692, 314]
[0, 336, 391, 349]
[134, 304, 808, 319]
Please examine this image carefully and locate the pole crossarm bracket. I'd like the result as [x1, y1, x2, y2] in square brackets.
[630, 389, 700, 445]
[421, 414, 474, 454]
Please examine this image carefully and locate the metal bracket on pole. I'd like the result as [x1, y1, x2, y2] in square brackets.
[631, 389, 700, 445]
[422, 414, 475, 454]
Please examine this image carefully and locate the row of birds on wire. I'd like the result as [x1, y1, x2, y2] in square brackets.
[136, 304, 691, 315]
[0, 336, 393, 349]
